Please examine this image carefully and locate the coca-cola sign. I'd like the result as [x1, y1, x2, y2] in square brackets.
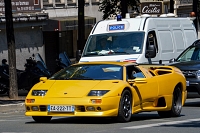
[140, 2, 163, 15]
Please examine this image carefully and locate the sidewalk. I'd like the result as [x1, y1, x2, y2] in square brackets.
[0, 90, 27, 114]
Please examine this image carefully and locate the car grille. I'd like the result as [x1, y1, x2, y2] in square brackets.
[181, 70, 196, 78]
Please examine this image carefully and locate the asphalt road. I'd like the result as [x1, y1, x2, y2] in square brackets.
[0, 96, 200, 133]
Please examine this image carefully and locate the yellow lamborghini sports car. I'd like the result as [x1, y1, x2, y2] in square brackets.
[25, 61, 187, 123]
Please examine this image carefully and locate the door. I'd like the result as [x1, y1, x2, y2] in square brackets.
[126, 65, 159, 108]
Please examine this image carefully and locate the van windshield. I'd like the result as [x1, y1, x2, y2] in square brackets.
[82, 32, 145, 56]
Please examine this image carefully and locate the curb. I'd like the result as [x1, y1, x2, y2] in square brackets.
[0, 102, 25, 114]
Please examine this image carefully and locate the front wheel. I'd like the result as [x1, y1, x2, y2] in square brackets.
[158, 87, 182, 117]
[117, 89, 132, 122]
[32, 116, 52, 123]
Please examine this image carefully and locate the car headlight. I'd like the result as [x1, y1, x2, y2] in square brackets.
[88, 90, 110, 96]
[32, 90, 48, 96]
[196, 70, 200, 79]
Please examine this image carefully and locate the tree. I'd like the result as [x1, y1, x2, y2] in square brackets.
[99, 0, 140, 20]
[78, 0, 85, 50]
[4, 0, 18, 99]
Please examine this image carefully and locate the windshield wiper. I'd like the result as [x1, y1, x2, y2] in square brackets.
[84, 52, 98, 56]
[114, 51, 130, 54]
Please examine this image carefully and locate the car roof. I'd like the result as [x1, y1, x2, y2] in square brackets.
[75, 61, 137, 66]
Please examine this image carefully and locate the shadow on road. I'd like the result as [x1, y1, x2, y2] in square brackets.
[25, 113, 168, 124]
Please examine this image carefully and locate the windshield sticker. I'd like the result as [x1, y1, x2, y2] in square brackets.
[109, 24, 125, 31]
[133, 46, 140, 52]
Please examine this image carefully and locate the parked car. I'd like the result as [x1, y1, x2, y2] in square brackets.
[169, 39, 200, 95]
[25, 61, 187, 123]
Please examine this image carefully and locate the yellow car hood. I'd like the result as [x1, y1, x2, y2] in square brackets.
[35, 80, 120, 98]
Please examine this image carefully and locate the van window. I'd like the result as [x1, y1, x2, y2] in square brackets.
[82, 32, 145, 56]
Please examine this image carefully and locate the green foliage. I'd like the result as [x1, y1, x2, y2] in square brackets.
[99, 0, 140, 20]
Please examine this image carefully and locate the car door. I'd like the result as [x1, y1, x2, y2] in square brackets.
[126, 65, 159, 108]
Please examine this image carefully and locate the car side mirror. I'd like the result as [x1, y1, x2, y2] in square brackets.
[76, 50, 82, 62]
[40, 77, 47, 83]
[169, 58, 176, 63]
[145, 45, 156, 58]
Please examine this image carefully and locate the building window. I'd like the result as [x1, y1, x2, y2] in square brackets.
[34, 0, 39, 5]
[55, 0, 61, 2]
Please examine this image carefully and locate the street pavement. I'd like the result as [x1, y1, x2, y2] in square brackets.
[0, 90, 27, 114]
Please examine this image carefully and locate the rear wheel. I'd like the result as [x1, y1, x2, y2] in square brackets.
[117, 89, 132, 122]
[158, 87, 182, 117]
[32, 116, 52, 123]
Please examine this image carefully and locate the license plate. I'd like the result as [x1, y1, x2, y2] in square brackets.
[48, 105, 75, 112]
[186, 81, 189, 86]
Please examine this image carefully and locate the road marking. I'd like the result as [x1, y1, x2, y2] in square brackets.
[121, 118, 200, 129]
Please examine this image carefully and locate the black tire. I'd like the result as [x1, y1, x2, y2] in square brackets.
[32, 116, 52, 123]
[158, 87, 182, 118]
[117, 89, 132, 122]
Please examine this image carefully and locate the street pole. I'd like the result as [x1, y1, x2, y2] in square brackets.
[78, 0, 85, 51]
[170, 0, 174, 13]
[121, 0, 128, 18]
[4, 0, 18, 99]
[193, 0, 198, 34]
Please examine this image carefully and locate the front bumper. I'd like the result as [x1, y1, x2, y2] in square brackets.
[25, 96, 120, 117]
[186, 78, 200, 95]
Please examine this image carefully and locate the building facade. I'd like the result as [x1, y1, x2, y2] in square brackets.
[0, 0, 197, 73]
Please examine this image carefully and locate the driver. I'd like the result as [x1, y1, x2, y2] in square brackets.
[96, 38, 110, 51]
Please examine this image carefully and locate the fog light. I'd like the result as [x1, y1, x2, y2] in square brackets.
[31, 106, 39, 111]
[26, 99, 35, 103]
[97, 107, 101, 111]
[86, 106, 95, 111]
[26, 106, 30, 111]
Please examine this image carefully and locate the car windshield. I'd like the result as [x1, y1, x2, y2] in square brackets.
[177, 46, 200, 62]
[82, 32, 145, 56]
[49, 64, 123, 80]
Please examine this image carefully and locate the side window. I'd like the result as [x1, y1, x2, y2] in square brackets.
[126, 65, 145, 80]
[146, 31, 158, 53]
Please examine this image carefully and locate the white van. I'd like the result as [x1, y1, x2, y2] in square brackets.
[77, 14, 198, 64]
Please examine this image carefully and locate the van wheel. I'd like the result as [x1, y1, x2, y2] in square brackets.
[158, 87, 182, 117]
[117, 89, 132, 122]
[32, 116, 52, 123]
